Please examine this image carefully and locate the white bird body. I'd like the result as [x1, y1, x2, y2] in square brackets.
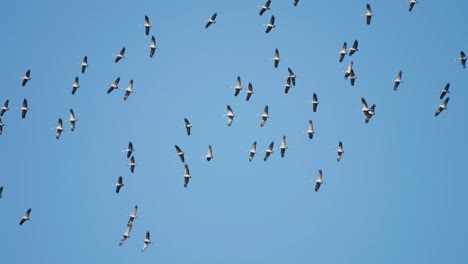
[56, 118, 64, 139]
[315, 170, 323, 192]
[280, 136, 287, 158]
[260, 105, 269, 127]
[124, 80, 134, 100]
[249, 141, 257, 162]
[307, 120, 314, 139]
[142, 231, 152, 252]
[227, 105, 235, 126]
[206, 145, 213, 161]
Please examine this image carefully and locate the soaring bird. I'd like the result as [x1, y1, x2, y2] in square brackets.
[339, 42, 347, 63]
[364, 3, 373, 25]
[1, 100, 9, 116]
[311, 93, 319, 112]
[349, 40, 359, 56]
[107, 77, 121, 94]
[128, 205, 138, 226]
[144, 15, 151, 35]
[19, 208, 31, 225]
[259, 0, 271, 16]
[174, 145, 185, 163]
[21, 99, 29, 119]
[22, 69, 31, 87]
[119, 223, 133, 246]
[115, 176, 124, 193]
[246, 82, 254, 101]
[125, 141, 134, 158]
[115, 47, 126, 63]
[264, 141, 274, 161]
[440, 83, 450, 100]
[349, 69, 357, 86]
[260, 105, 269, 127]
[265, 15, 275, 33]
[344, 61, 353, 79]
[393, 70, 403, 91]
[337, 141, 344, 162]
[129, 156, 137, 173]
[435, 97, 450, 117]
[315, 170, 323, 192]
[71, 77, 80, 95]
[123, 79, 134, 100]
[206, 145, 213, 161]
[0, 186, 3, 199]
[284, 77, 292, 94]
[249, 141, 257, 162]
[141, 231, 152, 252]
[234, 76, 242, 96]
[205, 13, 217, 28]
[288, 67, 296, 85]
[280, 136, 287, 158]
[55, 118, 64, 139]
[458, 51, 466, 69]
[184, 118, 192, 136]
[69, 109, 77, 132]
[148, 36, 157, 58]
[307, 120, 314, 139]
[183, 164, 191, 188]
[81, 56, 88, 74]
[273, 48, 280, 68]
[227, 105, 235, 126]
[409, 0, 418, 12]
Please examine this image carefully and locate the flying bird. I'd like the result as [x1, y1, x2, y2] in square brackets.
[115, 47, 126, 63]
[234, 76, 242, 96]
[435, 97, 450, 117]
[1, 100, 9, 116]
[81, 56, 88, 74]
[264, 141, 274, 161]
[349, 40, 359, 56]
[246, 82, 254, 101]
[349, 69, 357, 86]
[144, 15, 151, 35]
[393, 70, 403, 91]
[148, 36, 157, 58]
[21, 99, 29, 119]
[307, 120, 314, 139]
[260, 105, 269, 127]
[71, 77, 80, 95]
[55, 118, 64, 139]
[265, 15, 275, 33]
[115, 176, 124, 193]
[0, 186, 3, 199]
[344, 61, 353, 79]
[280, 136, 287, 158]
[183, 164, 191, 188]
[360, 97, 370, 113]
[107, 77, 121, 94]
[0, 118, 4, 135]
[259, 0, 271, 16]
[129, 156, 137, 173]
[69, 109, 77, 132]
[440, 83, 450, 100]
[364, 3, 373, 25]
[288, 67, 296, 85]
[227, 105, 235, 126]
[337, 141, 344, 162]
[249, 141, 257, 162]
[284, 77, 292, 94]
[19, 208, 31, 225]
[128, 205, 138, 226]
[339, 42, 347, 63]
[365, 104, 376, 123]
[141, 231, 152, 252]
[315, 170, 323, 192]
[119, 223, 133, 246]
[206, 145, 213, 161]
[184, 118, 192, 136]
[273, 48, 280, 68]
[123, 79, 134, 100]
[205, 12, 217, 28]
[174, 145, 185, 163]
[311, 93, 319, 112]
[125, 141, 134, 158]
[22, 69, 31, 87]
[458, 51, 466, 69]
[409, 0, 418, 12]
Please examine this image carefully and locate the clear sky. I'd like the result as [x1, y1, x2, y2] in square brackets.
[1, 0, 467, 263]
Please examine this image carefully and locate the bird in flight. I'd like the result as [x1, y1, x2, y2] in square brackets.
[435, 97, 450, 117]
[81, 56, 88, 74]
[22, 69, 31, 87]
[115, 47, 126, 63]
[141, 231, 152, 252]
[144, 15, 151, 35]
[205, 13, 217, 28]
[259, 0, 271, 16]
[19, 208, 32, 225]
[265, 15, 275, 33]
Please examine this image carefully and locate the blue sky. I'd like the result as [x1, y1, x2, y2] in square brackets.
[1, 0, 467, 263]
